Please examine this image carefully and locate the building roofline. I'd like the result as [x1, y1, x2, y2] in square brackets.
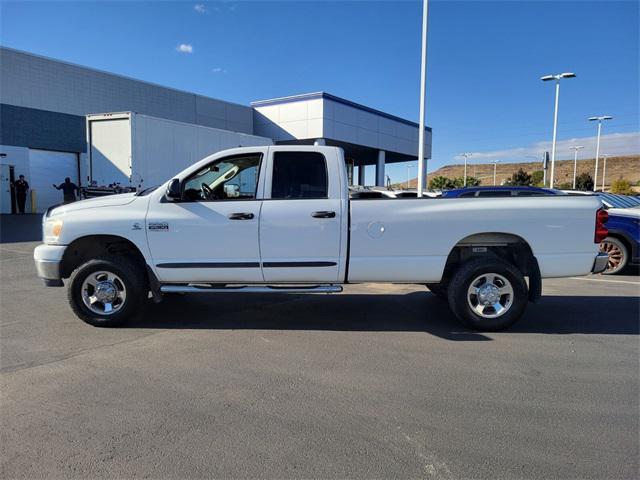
[251, 92, 432, 131]
[0, 45, 250, 110]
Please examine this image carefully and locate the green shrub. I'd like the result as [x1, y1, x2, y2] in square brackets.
[575, 173, 594, 191]
[610, 178, 634, 195]
[531, 170, 544, 186]
[505, 168, 532, 186]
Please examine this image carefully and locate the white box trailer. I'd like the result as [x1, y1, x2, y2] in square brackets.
[86, 112, 273, 191]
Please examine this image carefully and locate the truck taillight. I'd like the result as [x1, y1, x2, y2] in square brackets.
[595, 208, 608, 243]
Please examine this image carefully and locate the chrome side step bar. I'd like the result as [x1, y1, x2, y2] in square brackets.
[160, 284, 343, 294]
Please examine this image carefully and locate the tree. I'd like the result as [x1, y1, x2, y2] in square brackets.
[575, 173, 594, 191]
[429, 176, 454, 190]
[610, 178, 634, 195]
[451, 176, 480, 188]
[505, 168, 532, 186]
[466, 176, 481, 187]
[531, 170, 544, 186]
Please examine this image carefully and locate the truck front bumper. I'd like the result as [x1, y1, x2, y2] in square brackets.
[33, 244, 66, 287]
[591, 252, 609, 274]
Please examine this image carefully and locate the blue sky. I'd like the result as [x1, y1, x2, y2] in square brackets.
[1, 0, 638, 184]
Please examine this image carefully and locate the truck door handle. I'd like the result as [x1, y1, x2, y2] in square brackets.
[311, 211, 336, 218]
[228, 212, 254, 220]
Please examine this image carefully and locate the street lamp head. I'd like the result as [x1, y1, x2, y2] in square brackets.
[541, 73, 575, 81]
[570, 145, 584, 150]
[589, 115, 613, 121]
[602, 116, 613, 120]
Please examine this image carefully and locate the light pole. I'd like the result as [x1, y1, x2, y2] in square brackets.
[569, 145, 584, 189]
[589, 115, 613, 191]
[416, 0, 429, 197]
[541, 72, 576, 188]
[458, 153, 472, 186]
[407, 163, 414, 189]
[492, 160, 500, 185]
[601, 154, 609, 191]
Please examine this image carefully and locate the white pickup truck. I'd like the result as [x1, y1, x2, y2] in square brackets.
[34, 146, 609, 331]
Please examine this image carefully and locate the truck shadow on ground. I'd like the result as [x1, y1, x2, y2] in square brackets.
[126, 292, 640, 341]
[0, 214, 43, 243]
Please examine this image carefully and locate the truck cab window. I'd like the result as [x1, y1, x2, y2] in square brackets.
[271, 152, 328, 199]
[182, 153, 262, 201]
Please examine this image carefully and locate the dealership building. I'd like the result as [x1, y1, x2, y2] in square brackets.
[0, 47, 432, 213]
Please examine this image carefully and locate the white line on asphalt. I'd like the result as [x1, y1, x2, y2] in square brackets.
[570, 277, 640, 285]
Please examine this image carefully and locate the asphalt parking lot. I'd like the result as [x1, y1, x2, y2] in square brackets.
[1, 215, 638, 479]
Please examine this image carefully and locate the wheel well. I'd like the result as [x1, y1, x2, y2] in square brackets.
[605, 233, 631, 254]
[440, 233, 538, 285]
[61, 235, 146, 278]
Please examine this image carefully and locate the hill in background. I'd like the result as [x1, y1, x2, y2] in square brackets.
[400, 155, 640, 189]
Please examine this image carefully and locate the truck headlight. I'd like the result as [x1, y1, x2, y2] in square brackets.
[44, 219, 64, 244]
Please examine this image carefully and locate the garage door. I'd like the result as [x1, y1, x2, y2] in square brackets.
[29, 149, 79, 213]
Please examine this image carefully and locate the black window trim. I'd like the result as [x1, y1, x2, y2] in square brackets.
[179, 152, 264, 203]
[269, 151, 329, 200]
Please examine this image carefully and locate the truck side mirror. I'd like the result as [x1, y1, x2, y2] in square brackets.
[166, 178, 182, 200]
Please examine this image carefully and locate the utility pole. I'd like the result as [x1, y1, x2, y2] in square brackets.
[492, 160, 500, 185]
[543, 152, 549, 187]
[589, 116, 613, 191]
[407, 164, 414, 189]
[458, 153, 472, 187]
[417, 0, 429, 197]
[569, 145, 584, 189]
[541, 72, 576, 188]
[601, 154, 609, 191]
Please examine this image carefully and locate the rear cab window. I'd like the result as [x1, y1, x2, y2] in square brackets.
[271, 152, 328, 199]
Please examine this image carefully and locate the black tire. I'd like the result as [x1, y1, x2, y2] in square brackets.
[600, 236, 628, 275]
[425, 283, 448, 300]
[447, 257, 528, 331]
[67, 255, 147, 327]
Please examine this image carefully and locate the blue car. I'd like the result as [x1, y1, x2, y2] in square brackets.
[442, 186, 561, 198]
[594, 193, 640, 274]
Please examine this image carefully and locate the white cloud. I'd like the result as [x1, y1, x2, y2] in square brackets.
[175, 44, 193, 54]
[461, 132, 640, 162]
[212, 67, 228, 74]
[193, 4, 206, 13]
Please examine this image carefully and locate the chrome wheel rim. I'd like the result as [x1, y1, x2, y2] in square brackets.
[81, 271, 127, 315]
[467, 273, 514, 319]
[599, 241, 624, 273]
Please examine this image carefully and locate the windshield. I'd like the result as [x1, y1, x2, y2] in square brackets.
[599, 193, 640, 208]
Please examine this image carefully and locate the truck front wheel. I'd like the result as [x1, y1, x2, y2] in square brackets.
[67, 255, 147, 327]
[447, 258, 528, 331]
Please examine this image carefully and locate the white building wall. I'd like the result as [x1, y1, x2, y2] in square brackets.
[0, 47, 254, 135]
[253, 96, 432, 159]
[323, 98, 432, 159]
[253, 98, 324, 141]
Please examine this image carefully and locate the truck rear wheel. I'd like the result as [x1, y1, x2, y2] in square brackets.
[67, 255, 147, 327]
[447, 258, 528, 331]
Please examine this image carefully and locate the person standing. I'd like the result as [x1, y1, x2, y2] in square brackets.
[53, 177, 79, 204]
[12, 174, 29, 214]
